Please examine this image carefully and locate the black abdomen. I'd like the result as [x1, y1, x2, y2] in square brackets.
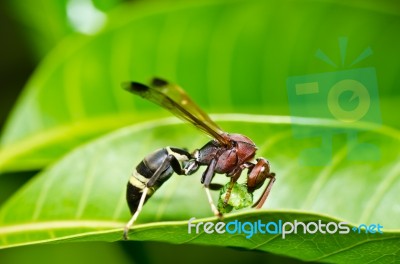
[126, 180, 147, 215]
[126, 148, 174, 215]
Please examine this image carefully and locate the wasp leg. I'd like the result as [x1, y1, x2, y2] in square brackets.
[123, 187, 149, 240]
[124, 154, 183, 240]
[223, 170, 242, 206]
[201, 158, 223, 219]
[204, 187, 223, 219]
[223, 163, 253, 205]
[147, 154, 181, 187]
[251, 172, 276, 209]
[201, 158, 216, 185]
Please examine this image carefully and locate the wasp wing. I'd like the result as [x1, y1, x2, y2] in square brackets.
[122, 78, 230, 146]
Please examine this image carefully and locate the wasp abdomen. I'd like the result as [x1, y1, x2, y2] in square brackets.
[126, 148, 187, 215]
[126, 167, 159, 214]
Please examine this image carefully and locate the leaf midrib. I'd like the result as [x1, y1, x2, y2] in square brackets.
[2, 209, 400, 235]
[0, 220, 124, 235]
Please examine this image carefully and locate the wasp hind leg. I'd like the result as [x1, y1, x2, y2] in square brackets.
[123, 154, 182, 240]
[251, 172, 276, 209]
[123, 187, 149, 240]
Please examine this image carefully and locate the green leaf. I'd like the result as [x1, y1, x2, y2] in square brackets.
[3, 212, 399, 263]
[0, 115, 399, 262]
[2, 0, 400, 172]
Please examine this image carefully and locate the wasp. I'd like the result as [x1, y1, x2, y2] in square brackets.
[122, 78, 276, 239]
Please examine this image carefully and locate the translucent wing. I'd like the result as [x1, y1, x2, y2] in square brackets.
[122, 78, 230, 146]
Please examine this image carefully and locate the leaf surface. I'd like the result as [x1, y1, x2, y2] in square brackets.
[0, 115, 399, 262]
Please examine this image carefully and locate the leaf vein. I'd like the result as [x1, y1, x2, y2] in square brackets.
[302, 146, 347, 209]
[250, 233, 281, 250]
[358, 160, 400, 223]
[75, 150, 102, 219]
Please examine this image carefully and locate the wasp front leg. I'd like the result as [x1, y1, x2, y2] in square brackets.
[222, 163, 253, 206]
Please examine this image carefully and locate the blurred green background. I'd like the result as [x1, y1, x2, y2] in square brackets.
[0, 0, 399, 263]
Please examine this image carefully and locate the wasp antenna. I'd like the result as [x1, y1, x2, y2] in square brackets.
[122, 82, 149, 93]
[151, 77, 169, 87]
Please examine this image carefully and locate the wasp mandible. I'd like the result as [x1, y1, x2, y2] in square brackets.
[122, 78, 276, 239]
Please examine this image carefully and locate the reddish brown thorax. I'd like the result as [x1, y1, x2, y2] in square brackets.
[227, 133, 257, 163]
[194, 133, 257, 174]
